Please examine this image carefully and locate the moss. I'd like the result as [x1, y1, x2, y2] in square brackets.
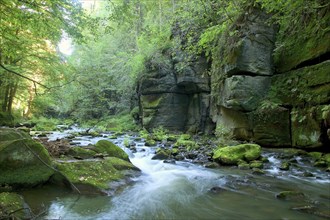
[107, 157, 139, 171]
[94, 140, 129, 161]
[67, 147, 96, 159]
[269, 61, 330, 107]
[0, 129, 54, 187]
[0, 128, 30, 142]
[0, 192, 26, 219]
[308, 152, 323, 160]
[145, 138, 156, 146]
[275, 32, 330, 73]
[174, 140, 199, 151]
[173, 134, 199, 151]
[213, 144, 261, 165]
[249, 161, 263, 169]
[55, 157, 138, 190]
[171, 148, 179, 155]
[141, 95, 163, 109]
[279, 162, 290, 171]
[152, 148, 171, 160]
[291, 106, 328, 147]
[323, 154, 330, 164]
[152, 127, 169, 141]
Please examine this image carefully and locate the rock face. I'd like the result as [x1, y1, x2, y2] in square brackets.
[211, 7, 280, 145]
[210, 6, 330, 149]
[0, 128, 54, 187]
[224, 9, 276, 76]
[138, 6, 330, 149]
[138, 51, 213, 133]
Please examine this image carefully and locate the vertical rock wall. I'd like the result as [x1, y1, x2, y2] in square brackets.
[138, 53, 213, 133]
[137, 6, 330, 149]
[211, 7, 330, 149]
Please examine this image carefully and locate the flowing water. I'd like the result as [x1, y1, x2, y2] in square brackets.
[22, 127, 330, 219]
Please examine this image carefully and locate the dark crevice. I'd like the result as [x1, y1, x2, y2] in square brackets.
[141, 91, 209, 96]
[292, 52, 330, 71]
[228, 71, 271, 77]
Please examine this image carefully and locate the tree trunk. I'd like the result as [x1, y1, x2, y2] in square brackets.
[7, 82, 18, 113]
[24, 85, 34, 117]
[2, 85, 10, 112]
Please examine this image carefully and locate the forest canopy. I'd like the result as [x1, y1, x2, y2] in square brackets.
[0, 0, 328, 128]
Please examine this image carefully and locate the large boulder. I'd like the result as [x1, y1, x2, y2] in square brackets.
[94, 140, 129, 161]
[213, 144, 261, 165]
[53, 157, 139, 194]
[0, 128, 54, 188]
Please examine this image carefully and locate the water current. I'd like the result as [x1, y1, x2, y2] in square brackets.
[21, 127, 330, 220]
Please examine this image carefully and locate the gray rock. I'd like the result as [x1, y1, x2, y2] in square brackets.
[220, 75, 271, 111]
[224, 9, 275, 76]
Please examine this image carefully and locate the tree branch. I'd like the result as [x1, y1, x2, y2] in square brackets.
[0, 63, 50, 89]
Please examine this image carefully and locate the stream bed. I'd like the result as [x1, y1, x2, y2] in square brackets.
[22, 127, 330, 219]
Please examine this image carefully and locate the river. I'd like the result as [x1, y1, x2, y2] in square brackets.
[21, 128, 330, 219]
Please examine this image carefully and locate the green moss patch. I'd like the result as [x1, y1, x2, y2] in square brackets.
[270, 61, 330, 107]
[141, 95, 163, 109]
[213, 144, 261, 165]
[55, 157, 139, 191]
[275, 32, 330, 73]
[67, 147, 96, 159]
[0, 129, 54, 187]
[94, 140, 129, 161]
[0, 192, 27, 219]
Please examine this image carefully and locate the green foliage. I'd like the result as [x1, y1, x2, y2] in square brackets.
[256, 0, 330, 71]
[0, 0, 87, 116]
[139, 128, 150, 139]
[28, 117, 60, 131]
[152, 126, 169, 141]
[174, 134, 199, 151]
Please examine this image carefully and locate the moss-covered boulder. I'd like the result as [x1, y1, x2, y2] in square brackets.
[0, 192, 29, 219]
[151, 148, 171, 160]
[0, 128, 54, 188]
[213, 144, 261, 165]
[94, 140, 129, 161]
[54, 157, 139, 193]
[67, 146, 96, 159]
[249, 160, 264, 169]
